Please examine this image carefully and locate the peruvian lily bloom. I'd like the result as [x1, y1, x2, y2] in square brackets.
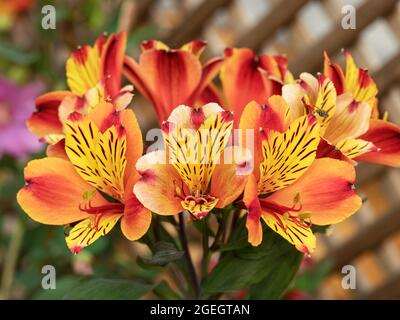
[134, 103, 251, 219]
[0, 76, 44, 159]
[123, 40, 223, 124]
[27, 32, 131, 144]
[323, 51, 400, 167]
[239, 97, 362, 253]
[282, 67, 378, 162]
[17, 102, 150, 253]
[220, 47, 294, 124]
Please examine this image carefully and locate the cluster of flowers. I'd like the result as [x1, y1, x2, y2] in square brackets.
[17, 32, 400, 254]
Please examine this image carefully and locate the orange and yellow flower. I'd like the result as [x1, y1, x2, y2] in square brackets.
[27, 32, 130, 144]
[281, 52, 400, 166]
[17, 103, 150, 253]
[134, 103, 251, 219]
[239, 97, 362, 253]
[322, 51, 400, 167]
[123, 40, 223, 124]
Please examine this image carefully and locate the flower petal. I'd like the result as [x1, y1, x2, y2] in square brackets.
[100, 32, 127, 98]
[66, 41, 102, 96]
[239, 97, 291, 175]
[244, 174, 263, 246]
[336, 138, 377, 159]
[65, 116, 127, 200]
[324, 93, 371, 144]
[27, 91, 70, 138]
[211, 146, 252, 208]
[258, 115, 320, 194]
[66, 213, 121, 254]
[261, 212, 316, 253]
[323, 51, 345, 95]
[221, 48, 270, 124]
[17, 157, 107, 225]
[355, 119, 400, 167]
[267, 158, 362, 225]
[121, 195, 152, 241]
[124, 48, 202, 123]
[134, 150, 183, 215]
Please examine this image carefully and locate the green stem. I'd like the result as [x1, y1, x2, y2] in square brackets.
[177, 213, 200, 299]
[201, 219, 210, 280]
[0, 220, 24, 300]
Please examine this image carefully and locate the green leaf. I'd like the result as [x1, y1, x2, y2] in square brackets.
[153, 280, 182, 300]
[32, 276, 83, 300]
[140, 241, 184, 266]
[201, 217, 303, 299]
[292, 259, 333, 293]
[248, 250, 302, 299]
[63, 278, 153, 300]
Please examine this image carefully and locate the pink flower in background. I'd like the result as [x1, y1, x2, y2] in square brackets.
[0, 76, 44, 159]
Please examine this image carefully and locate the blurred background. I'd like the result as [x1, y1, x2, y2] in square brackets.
[1, 0, 400, 300]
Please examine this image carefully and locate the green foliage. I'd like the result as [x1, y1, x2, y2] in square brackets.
[201, 217, 303, 299]
[63, 278, 154, 300]
[140, 241, 184, 267]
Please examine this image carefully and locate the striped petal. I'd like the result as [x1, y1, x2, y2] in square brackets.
[355, 119, 400, 167]
[336, 138, 377, 159]
[313, 75, 336, 135]
[66, 39, 103, 96]
[261, 212, 315, 254]
[258, 115, 320, 194]
[164, 109, 233, 194]
[344, 51, 377, 108]
[65, 115, 127, 200]
[66, 213, 121, 254]
[239, 97, 291, 176]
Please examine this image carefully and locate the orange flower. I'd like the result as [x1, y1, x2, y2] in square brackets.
[123, 40, 223, 124]
[220, 48, 294, 125]
[134, 103, 251, 219]
[239, 97, 362, 253]
[27, 32, 130, 144]
[322, 51, 400, 167]
[17, 103, 150, 253]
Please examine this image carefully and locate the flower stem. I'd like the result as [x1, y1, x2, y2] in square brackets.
[177, 213, 200, 299]
[201, 219, 210, 280]
[0, 220, 24, 299]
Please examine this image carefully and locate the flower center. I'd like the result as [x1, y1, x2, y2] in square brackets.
[79, 201, 124, 230]
[181, 194, 218, 220]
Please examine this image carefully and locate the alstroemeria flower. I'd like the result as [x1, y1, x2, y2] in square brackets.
[27, 32, 131, 144]
[220, 47, 294, 124]
[17, 103, 150, 253]
[123, 40, 223, 124]
[239, 98, 362, 253]
[0, 76, 44, 159]
[283, 69, 378, 162]
[134, 103, 250, 219]
[323, 51, 400, 167]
